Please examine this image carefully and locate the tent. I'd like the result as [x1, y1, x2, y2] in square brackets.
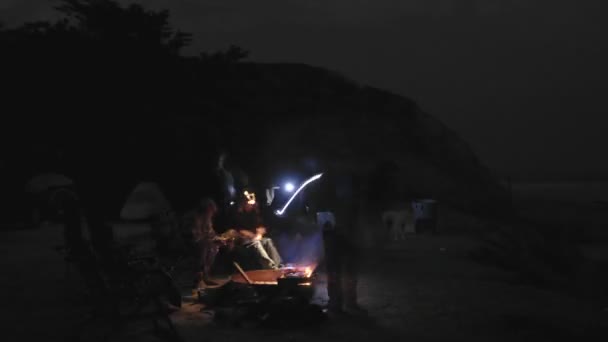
[25, 173, 74, 194]
[120, 182, 172, 220]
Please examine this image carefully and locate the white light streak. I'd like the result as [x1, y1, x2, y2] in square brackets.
[275, 173, 323, 216]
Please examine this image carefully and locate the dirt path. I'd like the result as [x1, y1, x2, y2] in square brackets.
[1, 226, 607, 341]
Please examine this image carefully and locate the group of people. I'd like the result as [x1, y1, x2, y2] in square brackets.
[186, 195, 283, 287]
[191, 152, 367, 316]
[186, 151, 283, 287]
[56, 148, 367, 317]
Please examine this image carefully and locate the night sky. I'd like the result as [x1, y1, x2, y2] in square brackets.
[2, 0, 607, 181]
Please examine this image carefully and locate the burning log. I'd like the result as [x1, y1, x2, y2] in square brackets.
[205, 264, 323, 328]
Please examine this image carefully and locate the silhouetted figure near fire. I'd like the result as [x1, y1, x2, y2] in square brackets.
[312, 167, 367, 316]
[190, 198, 222, 286]
[209, 150, 236, 232]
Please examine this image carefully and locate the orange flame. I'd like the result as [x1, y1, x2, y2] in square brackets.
[244, 191, 256, 205]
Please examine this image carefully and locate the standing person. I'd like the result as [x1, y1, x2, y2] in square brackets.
[50, 186, 85, 256]
[311, 166, 367, 316]
[210, 150, 236, 232]
[191, 198, 221, 286]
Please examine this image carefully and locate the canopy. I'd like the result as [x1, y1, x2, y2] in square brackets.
[120, 182, 172, 220]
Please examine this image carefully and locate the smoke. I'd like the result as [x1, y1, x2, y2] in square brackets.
[276, 229, 324, 266]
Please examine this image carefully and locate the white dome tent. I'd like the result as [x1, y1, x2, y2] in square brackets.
[116, 182, 176, 251]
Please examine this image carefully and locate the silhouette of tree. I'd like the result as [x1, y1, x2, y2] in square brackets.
[0, 0, 253, 217]
[200, 45, 249, 64]
[0, 0, 507, 221]
[55, 0, 192, 54]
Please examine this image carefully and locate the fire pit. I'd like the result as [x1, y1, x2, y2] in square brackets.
[230, 264, 317, 300]
[277, 265, 314, 289]
[200, 264, 324, 328]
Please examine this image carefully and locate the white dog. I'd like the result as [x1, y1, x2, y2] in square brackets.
[381, 210, 415, 241]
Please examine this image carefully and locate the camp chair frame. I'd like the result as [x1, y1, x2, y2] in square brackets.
[62, 241, 183, 342]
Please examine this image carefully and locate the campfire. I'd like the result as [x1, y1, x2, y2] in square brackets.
[278, 264, 315, 287]
[232, 262, 316, 287]
[201, 263, 324, 329]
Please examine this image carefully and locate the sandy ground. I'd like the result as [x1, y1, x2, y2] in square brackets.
[1, 224, 608, 342]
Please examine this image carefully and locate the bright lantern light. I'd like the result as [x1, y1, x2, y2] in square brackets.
[284, 182, 295, 192]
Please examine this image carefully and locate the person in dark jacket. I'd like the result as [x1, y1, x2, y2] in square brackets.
[208, 150, 236, 232]
[309, 166, 367, 316]
[50, 186, 84, 256]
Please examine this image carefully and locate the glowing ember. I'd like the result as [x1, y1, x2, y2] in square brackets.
[279, 264, 316, 279]
[252, 281, 278, 285]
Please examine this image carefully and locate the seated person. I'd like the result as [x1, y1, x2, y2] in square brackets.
[236, 225, 282, 269]
[230, 196, 282, 269]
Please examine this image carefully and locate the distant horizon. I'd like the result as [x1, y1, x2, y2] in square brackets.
[507, 178, 608, 184]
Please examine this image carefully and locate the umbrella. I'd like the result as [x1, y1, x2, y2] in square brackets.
[25, 173, 74, 194]
[120, 182, 172, 220]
